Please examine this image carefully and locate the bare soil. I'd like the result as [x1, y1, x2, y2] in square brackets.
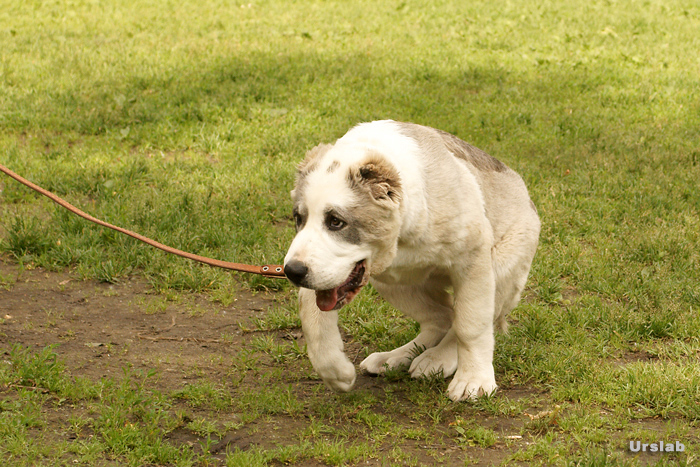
[0, 258, 276, 390]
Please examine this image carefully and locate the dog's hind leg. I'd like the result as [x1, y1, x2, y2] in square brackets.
[444, 246, 500, 402]
[408, 246, 534, 381]
[359, 277, 453, 375]
[409, 226, 540, 387]
[492, 224, 540, 332]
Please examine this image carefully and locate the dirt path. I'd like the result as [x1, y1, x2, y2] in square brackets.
[0, 258, 278, 392]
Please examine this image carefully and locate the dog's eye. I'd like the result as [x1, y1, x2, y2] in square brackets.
[326, 215, 346, 231]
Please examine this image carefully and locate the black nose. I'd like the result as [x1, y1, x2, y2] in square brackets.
[284, 260, 308, 286]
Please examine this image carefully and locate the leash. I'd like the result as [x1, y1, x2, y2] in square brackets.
[0, 163, 286, 279]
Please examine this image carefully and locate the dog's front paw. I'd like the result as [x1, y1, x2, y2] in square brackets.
[360, 351, 411, 374]
[409, 346, 458, 379]
[313, 353, 356, 392]
[446, 369, 497, 402]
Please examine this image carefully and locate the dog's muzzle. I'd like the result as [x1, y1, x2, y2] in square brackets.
[284, 259, 368, 311]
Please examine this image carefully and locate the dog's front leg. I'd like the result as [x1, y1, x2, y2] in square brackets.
[299, 287, 356, 392]
[448, 251, 498, 402]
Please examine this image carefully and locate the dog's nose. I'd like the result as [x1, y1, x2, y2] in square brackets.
[284, 260, 308, 286]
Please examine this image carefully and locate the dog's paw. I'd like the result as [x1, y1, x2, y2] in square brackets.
[310, 350, 357, 392]
[409, 346, 458, 379]
[446, 369, 497, 402]
[360, 351, 411, 374]
[308, 346, 355, 392]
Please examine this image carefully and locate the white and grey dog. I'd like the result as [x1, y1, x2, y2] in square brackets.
[283, 120, 540, 401]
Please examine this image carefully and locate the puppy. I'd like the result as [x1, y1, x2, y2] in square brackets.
[284, 121, 540, 401]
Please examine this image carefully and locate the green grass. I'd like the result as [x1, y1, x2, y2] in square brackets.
[0, 345, 197, 466]
[2, 0, 700, 465]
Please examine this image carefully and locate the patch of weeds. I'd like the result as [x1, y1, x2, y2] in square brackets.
[2, 216, 53, 261]
[315, 439, 374, 466]
[172, 380, 233, 411]
[523, 405, 563, 436]
[102, 286, 120, 297]
[335, 390, 380, 415]
[0, 346, 198, 465]
[345, 294, 420, 352]
[67, 414, 93, 439]
[403, 378, 451, 422]
[470, 392, 529, 417]
[634, 309, 678, 339]
[301, 417, 336, 439]
[227, 439, 373, 467]
[250, 334, 304, 363]
[451, 417, 498, 448]
[271, 438, 373, 466]
[0, 393, 45, 436]
[92, 368, 195, 465]
[508, 432, 573, 464]
[305, 391, 339, 420]
[385, 446, 420, 466]
[186, 417, 221, 437]
[42, 308, 63, 328]
[0, 271, 15, 290]
[249, 303, 300, 331]
[65, 436, 107, 464]
[599, 362, 700, 419]
[130, 296, 169, 315]
[412, 370, 449, 393]
[226, 446, 268, 467]
[6, 344, 69, 394]
[381, 363, 412, 383]
[149, 263, 219, 293]
[78, 258, 132, 284]
[229, 347, 259, 370]
[398, 426, 432, 442]
[235, 385, 304, 421]
[565, 448, 636, 467]
[557, 406, 624, 446]
[644, 338, 700, 361]
[354, 407, 391, 432]
[536, 277, 565, 305]
[186, 304, 207, 317]
[406, 391, 452, 425]
[207, 279, 241, 307]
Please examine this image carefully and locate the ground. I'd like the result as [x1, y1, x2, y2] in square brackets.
[0, 257, 693, 466]
[0, 257, 526, 466]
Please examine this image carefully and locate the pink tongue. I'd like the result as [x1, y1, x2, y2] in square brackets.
[316, 288, 339, 311]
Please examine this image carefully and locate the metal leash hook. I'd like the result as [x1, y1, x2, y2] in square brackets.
[0, 163, 287, 279]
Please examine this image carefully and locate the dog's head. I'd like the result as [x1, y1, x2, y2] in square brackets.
[284, 142, 403, 311]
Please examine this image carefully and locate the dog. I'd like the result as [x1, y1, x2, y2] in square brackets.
[283, 120, 540, 401]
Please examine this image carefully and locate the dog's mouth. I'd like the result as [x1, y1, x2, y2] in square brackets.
[315, 260, 367, 311]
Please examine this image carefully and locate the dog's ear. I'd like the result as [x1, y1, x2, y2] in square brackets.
[297, 143, 332, 176]
[350, 155, 402, 205]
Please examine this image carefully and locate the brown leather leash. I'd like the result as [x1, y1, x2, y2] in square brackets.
[0, 163, 286, 279]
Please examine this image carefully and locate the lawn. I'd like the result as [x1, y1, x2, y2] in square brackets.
[1, 0, 699, 465]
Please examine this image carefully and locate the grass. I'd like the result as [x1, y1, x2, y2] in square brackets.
[1, 345, 196, 466]
[2, 0, 700, 465]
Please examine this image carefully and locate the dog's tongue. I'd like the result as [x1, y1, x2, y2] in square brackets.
[316, 288, 338, 311]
